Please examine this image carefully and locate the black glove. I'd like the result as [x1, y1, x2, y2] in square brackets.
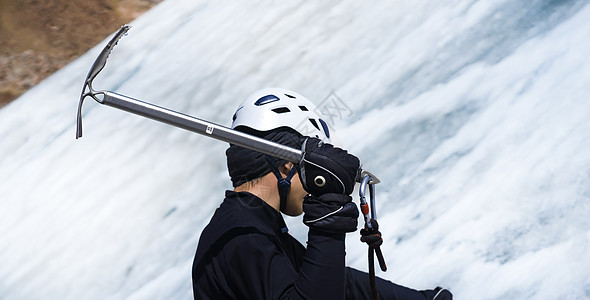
[421, 287, 453, 300]
[303, 193, 359, 233]
[299, 138, 360, 196]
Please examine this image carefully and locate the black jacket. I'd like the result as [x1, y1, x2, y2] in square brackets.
[192, 191, 436, 299]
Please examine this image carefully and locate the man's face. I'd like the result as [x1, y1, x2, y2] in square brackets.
[281, 171, 308, 216]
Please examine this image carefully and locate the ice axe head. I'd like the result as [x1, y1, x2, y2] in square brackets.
[76, 25, 131, 139]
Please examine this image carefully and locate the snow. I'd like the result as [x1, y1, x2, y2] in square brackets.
[2, 0, 590, 299]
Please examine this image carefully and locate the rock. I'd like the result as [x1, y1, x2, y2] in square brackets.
[0, 0, 164, 107]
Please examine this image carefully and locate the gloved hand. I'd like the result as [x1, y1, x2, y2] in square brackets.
[299, 138, 360, 196]
[303, 193, 359, 233]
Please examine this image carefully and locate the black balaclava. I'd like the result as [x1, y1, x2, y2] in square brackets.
[226, 128, 302, 210]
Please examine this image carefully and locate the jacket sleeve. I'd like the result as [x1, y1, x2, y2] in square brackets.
[227, 229, 347, 300]
[345, 267, 434, 300]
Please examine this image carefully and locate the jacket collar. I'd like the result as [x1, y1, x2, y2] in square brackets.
[225, 190, 289, 234]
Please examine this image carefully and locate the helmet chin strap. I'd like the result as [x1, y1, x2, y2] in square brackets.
[266, 156, 297, 211]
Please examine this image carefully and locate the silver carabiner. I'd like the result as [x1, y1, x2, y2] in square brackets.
[359, 174, 377, 230]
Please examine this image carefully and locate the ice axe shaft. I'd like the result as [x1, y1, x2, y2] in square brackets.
[98, 90, 303, 162]
[84, 90, 379, 184]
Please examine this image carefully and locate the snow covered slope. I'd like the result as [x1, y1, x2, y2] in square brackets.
[1, 0, 590, 299]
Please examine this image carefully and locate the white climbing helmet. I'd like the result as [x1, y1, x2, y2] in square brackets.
[231, 87, 331, 143]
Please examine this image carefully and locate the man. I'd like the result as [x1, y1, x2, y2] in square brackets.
[192, 88, 452, 299]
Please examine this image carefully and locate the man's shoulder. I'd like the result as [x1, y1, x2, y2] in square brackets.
[194, 220, 282, 277]
[197, 195, 279, 250]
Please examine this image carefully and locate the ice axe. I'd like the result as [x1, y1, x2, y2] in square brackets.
[76, 25, 380, 185]
[75, 25, 385, 295]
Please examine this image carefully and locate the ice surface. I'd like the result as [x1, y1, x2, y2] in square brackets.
[1, 0, 590, 299]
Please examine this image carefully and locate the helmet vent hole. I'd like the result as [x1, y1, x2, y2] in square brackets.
[255, 95, 280, 106]
[298, 106, 309, 111]
[284, 93, 296, 99]
[272, 107, 291, 114]
[308, 118, 320, 130]
[319, 119, 330, 138]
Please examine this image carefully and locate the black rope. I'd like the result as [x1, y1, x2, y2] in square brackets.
[368, 247, 379, 300]
[361, 219, 387, 300]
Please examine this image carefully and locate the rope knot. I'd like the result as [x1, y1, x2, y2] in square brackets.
[360, 219, 383, 248]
